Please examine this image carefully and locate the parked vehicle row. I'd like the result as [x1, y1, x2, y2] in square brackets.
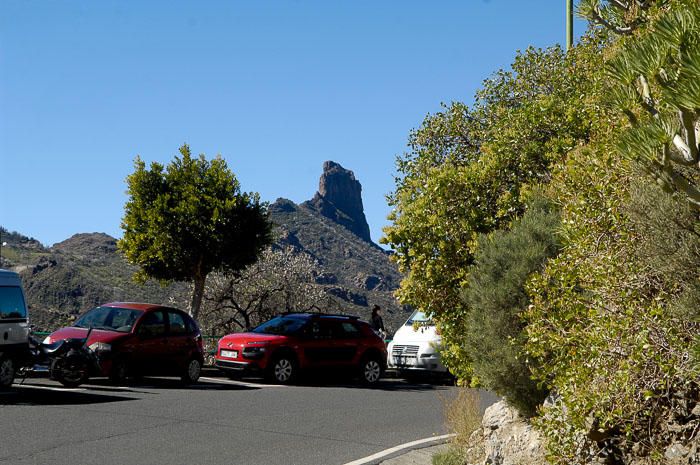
[1, 268, 448, 389]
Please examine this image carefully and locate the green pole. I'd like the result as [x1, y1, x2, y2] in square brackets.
[566, 0, 574, 51]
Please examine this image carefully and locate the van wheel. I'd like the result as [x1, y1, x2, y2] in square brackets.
[266, 355, 297, 384]
[181, 358, 202, 385]
[0, 357, 15, 389]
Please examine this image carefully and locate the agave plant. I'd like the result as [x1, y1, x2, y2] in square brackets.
[602, 1, 700, 206]
[578, 0, 658, 34]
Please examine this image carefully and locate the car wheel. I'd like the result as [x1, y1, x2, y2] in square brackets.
[109, 360, 129, 385]
[267, 355, 297, 384]
[359, 355, 383, 385]
[181, 358, 202, 385]
[0, 357, 15, 389]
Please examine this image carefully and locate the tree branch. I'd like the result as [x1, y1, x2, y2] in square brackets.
[652, 160, 700, 208]
[589, 6, 636, 34]
[609, 0, 630, 11]
[671, 134, 695, 164]
[679, 109, 699, 163]
[638, 75, 659, 117]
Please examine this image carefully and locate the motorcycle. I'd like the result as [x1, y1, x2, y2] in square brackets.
[26, 328, 101, 388]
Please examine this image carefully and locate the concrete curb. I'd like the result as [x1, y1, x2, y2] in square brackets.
[342, 434, 455, 465]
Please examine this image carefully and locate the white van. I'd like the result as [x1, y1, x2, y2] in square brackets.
[387, 310, 448, 378]
[0, 269, 30, 388]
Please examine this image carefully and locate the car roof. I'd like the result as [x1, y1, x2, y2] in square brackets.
[283, 312, 360, 321]
[0, 269, 21, 285]
[100, 302, 184, 313]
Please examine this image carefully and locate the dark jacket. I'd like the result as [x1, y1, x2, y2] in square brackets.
[370, 313, 385, 332]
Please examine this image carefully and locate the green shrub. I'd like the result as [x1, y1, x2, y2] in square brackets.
[462, 195, 560, 417]
[525, 144, 700, 463]
[432, 447, 467, 465]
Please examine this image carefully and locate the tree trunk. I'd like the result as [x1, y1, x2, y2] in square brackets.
[243, 312, 251, 332]
[190, 273, 206, 320]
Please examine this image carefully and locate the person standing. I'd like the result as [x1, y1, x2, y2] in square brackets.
[370, 305, 386, 338]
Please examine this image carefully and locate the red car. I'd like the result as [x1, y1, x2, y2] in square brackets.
[215, 313, 387, 385]
[45, 302, 204, 384]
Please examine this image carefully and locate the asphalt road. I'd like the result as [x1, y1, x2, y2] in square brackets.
[0, 373, 496, 465]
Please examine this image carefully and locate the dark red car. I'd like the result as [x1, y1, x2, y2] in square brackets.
[214, 313, 387, 385]
[45, 302, 204, 384]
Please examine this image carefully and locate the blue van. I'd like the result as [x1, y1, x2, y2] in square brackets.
[0, 269, 30, 388]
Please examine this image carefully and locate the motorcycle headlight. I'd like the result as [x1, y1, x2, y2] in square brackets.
[42, 336, 52, 344]
[88, 342, 111, 353]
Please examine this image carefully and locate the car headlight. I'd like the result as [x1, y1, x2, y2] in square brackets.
[88, 342, 112, 353]
[243, 346, 266, 353]
[242, 345, 267, 359]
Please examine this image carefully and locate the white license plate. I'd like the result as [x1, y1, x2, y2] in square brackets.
[220, 350, 238, 358]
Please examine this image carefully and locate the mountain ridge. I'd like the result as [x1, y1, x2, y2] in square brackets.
[0, 161, 408, 332]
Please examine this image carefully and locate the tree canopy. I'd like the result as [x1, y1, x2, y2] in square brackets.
[382, 39, 604, 381]
[119, 144, 272, 319]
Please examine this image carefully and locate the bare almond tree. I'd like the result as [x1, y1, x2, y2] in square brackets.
[198, 246, 328, 334]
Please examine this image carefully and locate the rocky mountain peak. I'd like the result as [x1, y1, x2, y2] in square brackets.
[53, 233, 118, 258]
[303, 161, 372, 243]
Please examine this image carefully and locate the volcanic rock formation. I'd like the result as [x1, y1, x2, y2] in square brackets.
[303, 161, 372, 243]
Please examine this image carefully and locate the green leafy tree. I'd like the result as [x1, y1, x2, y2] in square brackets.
[382, 40, 603, 382]
[462, 195, 560, 417]
[119, 144, 273, 319]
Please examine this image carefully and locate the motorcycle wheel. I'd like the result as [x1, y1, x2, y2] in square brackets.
[50, 355, 89, 388]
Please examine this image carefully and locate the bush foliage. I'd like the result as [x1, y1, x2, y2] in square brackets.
[385, 0, 700, 462]
[382, 37, 606, 381]
[462, 195, 560, 417]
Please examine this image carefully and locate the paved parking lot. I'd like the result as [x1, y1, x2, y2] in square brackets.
[0, 373, 496, 465]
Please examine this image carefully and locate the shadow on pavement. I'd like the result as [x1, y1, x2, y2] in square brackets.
[295, 378, 454, 392]
[85, 377, 261, 392]
[217, 371, 456, 391]
[1, 386, 134, 406]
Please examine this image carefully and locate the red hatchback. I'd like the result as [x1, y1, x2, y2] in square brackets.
[215, 313, 387, 384]
[46, 302, 205, 384]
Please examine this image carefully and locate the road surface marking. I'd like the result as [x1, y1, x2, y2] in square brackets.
[342, 434, 455, 465]
[12, 383, 86, 392]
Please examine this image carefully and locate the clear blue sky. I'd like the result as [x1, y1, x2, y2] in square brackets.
[1, 1, 587, 247]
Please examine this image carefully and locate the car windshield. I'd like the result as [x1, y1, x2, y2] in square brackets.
[74, 306, 144, 333]
[405, 310, 432, 326]
[251, 316, 307, 335]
